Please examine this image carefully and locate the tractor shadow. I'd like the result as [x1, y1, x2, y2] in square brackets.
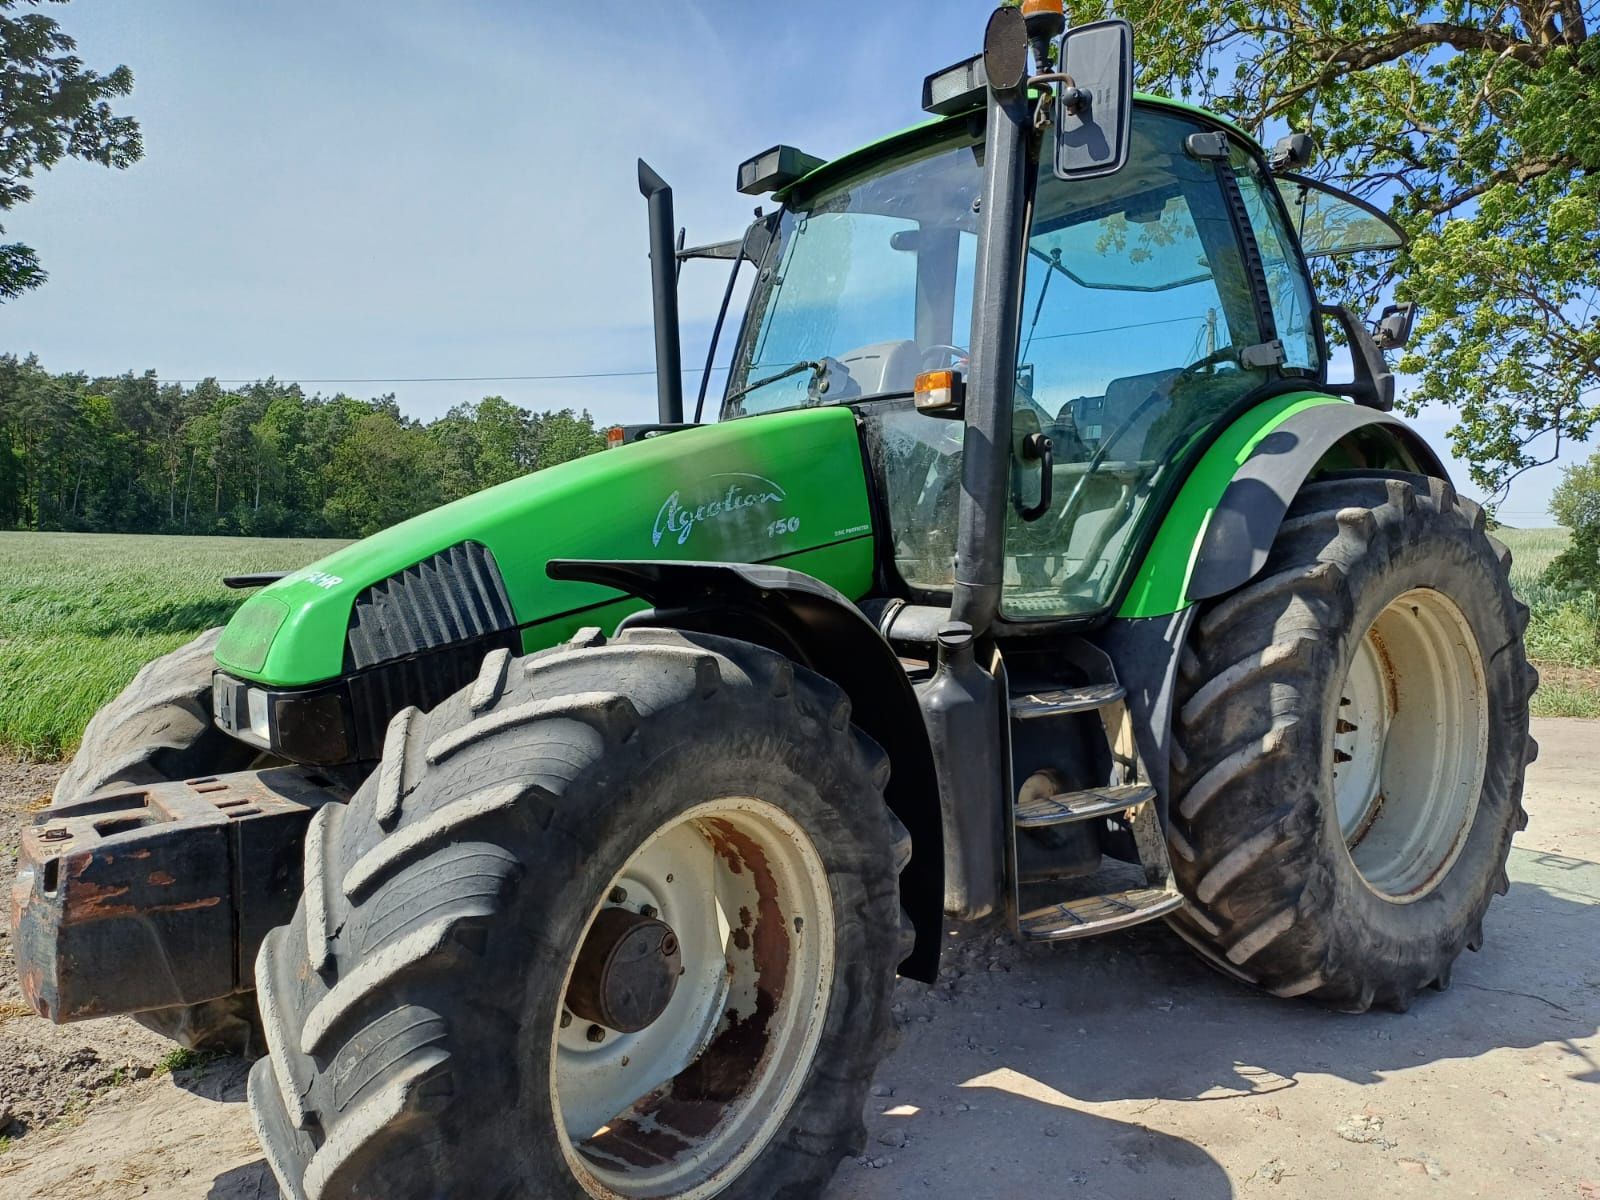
[842, 846, 1598, 1197]
[887, 844, 1597, 1081]
[199, 849, 1597, 1200]
[207, 1160, 278, 1199]
[1024, 845, 1600, 1103]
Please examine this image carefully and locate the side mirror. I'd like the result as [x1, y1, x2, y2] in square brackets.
[1372, 302, 1417, 351]
[1052, 19, 1134, 181]
[1269, 133, 1315, 171]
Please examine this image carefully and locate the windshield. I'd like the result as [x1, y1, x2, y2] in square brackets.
[726, 138, 983, 417]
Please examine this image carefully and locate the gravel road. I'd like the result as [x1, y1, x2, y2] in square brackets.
[2, 719, 1596, 1199]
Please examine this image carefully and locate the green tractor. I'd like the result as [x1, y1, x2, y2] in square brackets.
[13, 7, 1536, 1199]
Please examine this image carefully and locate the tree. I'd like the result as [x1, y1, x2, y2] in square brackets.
[1547, 448, 1600, 590]
[430, 396, 534, 502]
[530, 407, 607, 470]
[0, 355, 609, 536]
[322, 410, 443, 537]
[1, 0, 143, 299]
[1071, 0, 1599, 498]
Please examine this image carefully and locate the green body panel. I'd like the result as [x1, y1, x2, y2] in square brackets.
[1117, 391, 1347, 619]
[216, 406, 876, 687]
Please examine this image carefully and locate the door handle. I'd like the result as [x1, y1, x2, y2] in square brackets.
[1020, 432, 1054, 522]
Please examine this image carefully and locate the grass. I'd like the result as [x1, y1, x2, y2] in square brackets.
[154, 1046, 213, 1075]
[1495, 527, 1600, 717]
[0, 526, 1593, 760]
[0, 532, 345, 760]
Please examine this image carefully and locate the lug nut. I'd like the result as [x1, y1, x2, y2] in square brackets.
[560, 1010, 572, 1029]
[586, 1024, 606, 1044]
[639, 904, 658, 919]
[609, 886, 628, 905]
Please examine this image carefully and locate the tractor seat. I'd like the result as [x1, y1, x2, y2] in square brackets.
[1056, 366, 1182, 457]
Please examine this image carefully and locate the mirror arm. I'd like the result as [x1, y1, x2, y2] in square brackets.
[1317, 303, 1395, 412]
[1028, 71, 1088, 115]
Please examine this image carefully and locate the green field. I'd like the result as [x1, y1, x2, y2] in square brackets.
[0, 526, 1593, 761]
[0, 532, 345, 759]
[1496, 526, 1600, 717]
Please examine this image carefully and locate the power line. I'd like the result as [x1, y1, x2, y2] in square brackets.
[151, 365, 735, 386]
[1030, 312, 1211, 343]
[148, 315, 1209, 385]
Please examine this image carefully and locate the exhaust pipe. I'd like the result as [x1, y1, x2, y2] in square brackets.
[638, 160, 685, 425]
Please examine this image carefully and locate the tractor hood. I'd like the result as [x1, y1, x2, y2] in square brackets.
[215, 405, 875, 688]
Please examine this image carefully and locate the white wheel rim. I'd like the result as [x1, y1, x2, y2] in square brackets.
[551, 797, 835, 1199]
[1332, 588, 1489, 901]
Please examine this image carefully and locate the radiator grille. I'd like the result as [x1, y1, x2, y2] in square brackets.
[345, 541, 515, 671]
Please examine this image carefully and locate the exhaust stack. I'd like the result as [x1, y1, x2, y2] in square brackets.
[638, 160, 685, 425]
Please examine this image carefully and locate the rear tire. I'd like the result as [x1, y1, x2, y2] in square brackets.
[1167, 473, 1537, 1012]
[53, 627, 266, 1056]
[250, 629, 907, 1200]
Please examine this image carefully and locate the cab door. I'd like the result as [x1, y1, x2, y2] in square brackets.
[998, 108, 1292, 621]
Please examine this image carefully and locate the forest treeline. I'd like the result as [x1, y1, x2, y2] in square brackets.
[0, 354, 608, 538]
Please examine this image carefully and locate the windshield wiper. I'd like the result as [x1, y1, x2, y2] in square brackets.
[724, 359, 827, 408]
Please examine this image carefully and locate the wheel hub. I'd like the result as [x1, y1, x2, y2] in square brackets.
[1332, 587, 1488, 901]
[552, 799, 836, 1199]
[566, 906, 683, 1034]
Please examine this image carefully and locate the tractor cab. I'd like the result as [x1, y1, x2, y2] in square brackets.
[715, 95, 1404, 627]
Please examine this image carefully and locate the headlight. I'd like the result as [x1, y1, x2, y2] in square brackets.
[246, 688, 271, 743]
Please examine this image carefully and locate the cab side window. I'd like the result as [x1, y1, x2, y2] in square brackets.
[999, 112, 1274, 619]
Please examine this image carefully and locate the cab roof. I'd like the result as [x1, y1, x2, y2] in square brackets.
[778, 93, 1258, 205]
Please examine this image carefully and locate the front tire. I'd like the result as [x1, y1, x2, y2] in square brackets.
[1168, 474, 1537, 1012]
[54, 627, 266, 1055]
[250, 629, 907, 1200]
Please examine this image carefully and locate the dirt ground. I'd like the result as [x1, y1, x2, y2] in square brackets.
[2, 719, 1597, 1199]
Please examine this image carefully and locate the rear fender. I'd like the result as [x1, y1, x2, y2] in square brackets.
[1120, 392, 1448, 616]
[547, 558, 943, 983]
[1187, 403, 1447, 601]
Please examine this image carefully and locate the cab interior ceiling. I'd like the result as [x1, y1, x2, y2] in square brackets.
[802, 118, 1220, 246]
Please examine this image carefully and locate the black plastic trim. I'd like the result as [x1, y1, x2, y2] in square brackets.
[1213, 155, 1279, 344]
[1187, 405, 1448, 602]
[345, 541, 515, 672]
[1092, 608, 1197, 820]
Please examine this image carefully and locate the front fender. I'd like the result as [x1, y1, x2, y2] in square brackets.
[547, 558, 944, 983]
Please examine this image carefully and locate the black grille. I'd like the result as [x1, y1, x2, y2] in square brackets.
[345, 634, 516, 758]
[345, 541, 516, 671]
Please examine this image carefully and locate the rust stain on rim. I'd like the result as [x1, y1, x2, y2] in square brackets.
[584, 814, 795, 1172]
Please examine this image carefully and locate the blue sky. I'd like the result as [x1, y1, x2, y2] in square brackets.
[1, 0, 1575, 523]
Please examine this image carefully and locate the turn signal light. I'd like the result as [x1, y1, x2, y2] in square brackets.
[1022, 0, 1066, 51]
[913, 369, 965, 419]
[605, 426, 626, 449]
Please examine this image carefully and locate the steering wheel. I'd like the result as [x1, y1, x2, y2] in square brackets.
[1179, 344, 1239, 377]
[920, 344, 969, 370]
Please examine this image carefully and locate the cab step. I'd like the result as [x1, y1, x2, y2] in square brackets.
[1014, 783, 1156, 829]
[1017, 887, 1184, 942]
[1009, 683, 1125, 719]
